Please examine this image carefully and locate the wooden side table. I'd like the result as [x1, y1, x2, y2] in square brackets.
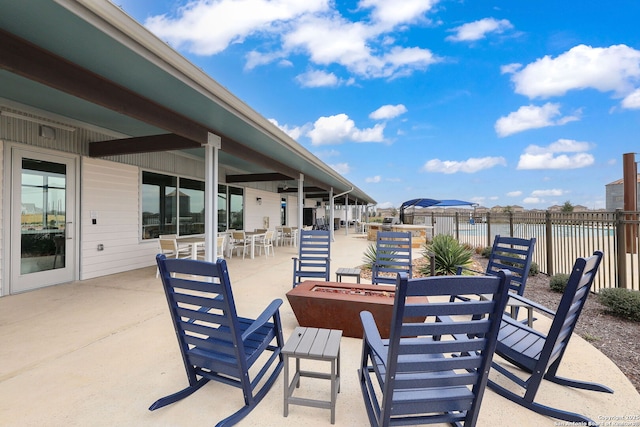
[282, 327, 342, 424]
[335, 267, 361, 283]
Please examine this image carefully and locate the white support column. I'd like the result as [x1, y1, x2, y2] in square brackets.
[205, 133, 221, 262]
[329, 188, 335, 241]
[344, 194, 349, 236]
[298, 173, 304, 244]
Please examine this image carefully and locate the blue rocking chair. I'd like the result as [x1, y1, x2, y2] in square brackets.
[488, 250, 613, 425]
[151, 255, 285, 427]
[371, 231, 412, 285]
[359, 270, 512, 427]
[292, 229, 331, 287]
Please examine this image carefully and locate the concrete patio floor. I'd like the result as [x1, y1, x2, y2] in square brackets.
[1, 231, 638, 426]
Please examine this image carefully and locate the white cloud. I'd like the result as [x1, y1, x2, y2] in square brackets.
[495, 103, 580, 137]
[531, 189, 564, 197]
[365, 175, 382, 183]
[446, 18, 513, 42]
[508, 44, 640, 99]
[622, 88, 640, 109]
[523, 197, 542, 204]
[517, 138, 595, 170]
[369, 104, 408, 120]
[145, 0, 328, 55]
[330, 162, 350, 174]
[295, 70, 341, 87]
[284, 17, 440, 79]
[145, 0, 441, 81]
[422, 156, 506, 174]
[501, 63, 522, 74]
[507, 191, 522, 197]
[306, 113, 386, 145]
[268, 118, 308, 140]
[359, 0, 439, 30]
[245, 50, 285, 70]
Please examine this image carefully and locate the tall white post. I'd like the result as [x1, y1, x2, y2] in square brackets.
[298, 173, 304, 244]
[205, 133, 221, 262]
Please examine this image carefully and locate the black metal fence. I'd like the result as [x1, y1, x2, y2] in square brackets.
[410, 210, 640, 292]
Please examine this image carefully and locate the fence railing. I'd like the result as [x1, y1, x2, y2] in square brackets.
[414, 210, 640, 292]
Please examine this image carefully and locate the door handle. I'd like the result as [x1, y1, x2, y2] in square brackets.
[66, 222, 73, 239]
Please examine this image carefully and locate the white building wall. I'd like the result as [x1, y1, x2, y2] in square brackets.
[243, 188, 280, 231]
[80, 157, 156, 279]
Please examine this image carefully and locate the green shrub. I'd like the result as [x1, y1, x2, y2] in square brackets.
[421, 234, 472, 276]
[480, 246, 492, 258]
[528, 262, 540, 276]
[549, 273, 570, 293]
[599, 288, 640, 322]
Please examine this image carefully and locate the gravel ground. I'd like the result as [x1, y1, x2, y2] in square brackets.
[360, 254, 640, 393]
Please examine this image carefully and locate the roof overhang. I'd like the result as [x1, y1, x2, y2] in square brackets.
[0, 0, 376, 205]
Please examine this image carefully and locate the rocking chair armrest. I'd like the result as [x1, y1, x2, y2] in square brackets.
[507, 293, 556, 317]
[360, 311, 387, 362]
[241, 299, 283, 341]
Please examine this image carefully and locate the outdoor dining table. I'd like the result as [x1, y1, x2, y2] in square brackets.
[176, 235, 205, 260]
[244, 231, 266, 259]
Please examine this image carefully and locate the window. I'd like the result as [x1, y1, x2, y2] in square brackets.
[179, 178, 205, 235]
[141, 172, 204, 239]
[142, 172, 176, 239]
[142, 172, 245, 238]
[281, 197, 287, 225]
[228, 186, 244, 230]
[217, 184, 227, 232]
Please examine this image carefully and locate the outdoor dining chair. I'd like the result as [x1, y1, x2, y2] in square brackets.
[151, 255, 285, 426]
[228, 231, 250, 259]
[256, 230, 275, 257]
[155, 236, 191, 277]
[359, 270, 512, 427]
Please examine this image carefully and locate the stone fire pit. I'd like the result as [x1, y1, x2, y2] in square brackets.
[286, 281, 426, 338]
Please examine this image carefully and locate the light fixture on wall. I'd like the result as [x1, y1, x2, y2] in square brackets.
[39, 125, 56, 140]
[256, 197, 262, 205]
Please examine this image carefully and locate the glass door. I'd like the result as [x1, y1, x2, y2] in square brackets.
[11, 148, 76, 293]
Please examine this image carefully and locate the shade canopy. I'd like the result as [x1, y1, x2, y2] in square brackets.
[400, 198, 477, 209]
[399, 198, 477, 224]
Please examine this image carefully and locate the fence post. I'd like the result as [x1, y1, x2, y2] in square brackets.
[616, 209, 627, 289]
[509, 211, 514, 237]
[545, 210, 553, 277]
[455, 211, 460, 241]
[486, 212, 492, 248]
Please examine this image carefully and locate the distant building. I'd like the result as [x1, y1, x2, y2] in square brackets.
[606, 174, 640, 210]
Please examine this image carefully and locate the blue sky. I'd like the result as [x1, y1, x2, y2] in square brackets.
[114, 0, 640, 210]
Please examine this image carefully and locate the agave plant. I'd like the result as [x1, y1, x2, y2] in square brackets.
[421, 234, 472, 276]
[362, 243, 377, 269]
[362, 243, 398, 269]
